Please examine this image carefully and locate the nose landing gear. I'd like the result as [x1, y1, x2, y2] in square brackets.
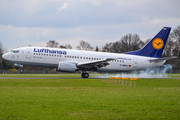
[20, 69, 24, 73]
[14, 63, 24, 73]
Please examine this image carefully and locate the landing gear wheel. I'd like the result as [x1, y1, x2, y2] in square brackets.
[20, 69, 24, 73]
[84, 73, 89, 78]
[81, 73, 85, 78]
[81, 73, 89, 78]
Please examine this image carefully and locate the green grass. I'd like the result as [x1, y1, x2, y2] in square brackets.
[0, 74, 180, 119]
[168, 73, 180, 78]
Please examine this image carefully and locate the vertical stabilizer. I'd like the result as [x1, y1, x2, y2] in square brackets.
[124, 27, 171, 58]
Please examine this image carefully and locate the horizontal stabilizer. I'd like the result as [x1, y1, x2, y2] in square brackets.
[149, 56, 178, 62]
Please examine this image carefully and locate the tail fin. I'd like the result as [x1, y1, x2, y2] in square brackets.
[124, 27, 171, 58]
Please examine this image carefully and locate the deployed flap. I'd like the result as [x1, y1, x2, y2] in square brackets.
[77, 58, 115, 70]
[149, 56, 178, 62]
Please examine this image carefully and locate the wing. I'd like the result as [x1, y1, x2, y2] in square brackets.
[77, 58, 115, 71]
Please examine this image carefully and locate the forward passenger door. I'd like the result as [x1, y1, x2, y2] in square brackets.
[26, 48, 31, 59]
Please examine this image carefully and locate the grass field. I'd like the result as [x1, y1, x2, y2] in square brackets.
[0, 74, 180, 120]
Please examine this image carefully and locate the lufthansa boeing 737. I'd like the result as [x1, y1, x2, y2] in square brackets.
[2, 27, 175, 78]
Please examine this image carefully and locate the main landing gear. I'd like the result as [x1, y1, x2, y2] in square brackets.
[81, 72, 89, 78]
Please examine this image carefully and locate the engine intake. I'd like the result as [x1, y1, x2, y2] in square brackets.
[57, 62, 77, 72]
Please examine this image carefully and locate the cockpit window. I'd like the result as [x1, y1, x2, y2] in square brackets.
[11, 50, 19, 53]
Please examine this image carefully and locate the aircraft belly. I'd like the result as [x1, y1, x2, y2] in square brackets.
[19, 61, 58, 67]
[9, 59, 58, 68]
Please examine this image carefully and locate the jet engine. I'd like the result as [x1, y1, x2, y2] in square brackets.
[57, 62, 77, 72]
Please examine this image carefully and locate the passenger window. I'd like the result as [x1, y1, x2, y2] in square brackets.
[34, 53, 35, 55]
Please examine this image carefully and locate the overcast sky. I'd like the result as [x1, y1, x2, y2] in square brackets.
[0, 0, 180, 51]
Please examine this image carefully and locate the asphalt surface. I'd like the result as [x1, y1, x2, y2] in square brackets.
[0, 77, 180, 79]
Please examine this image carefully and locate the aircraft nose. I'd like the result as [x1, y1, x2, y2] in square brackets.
[2, 53, 9, 60]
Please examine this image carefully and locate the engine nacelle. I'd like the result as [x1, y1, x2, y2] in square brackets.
[57, 62, 77, 72]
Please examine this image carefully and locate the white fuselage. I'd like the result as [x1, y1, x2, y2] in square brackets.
[3, 47, 166, 72]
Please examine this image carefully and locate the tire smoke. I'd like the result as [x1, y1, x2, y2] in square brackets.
[97, 64, 172, 78]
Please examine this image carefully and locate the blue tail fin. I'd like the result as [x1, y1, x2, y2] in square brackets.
[124, 27, 171, 58]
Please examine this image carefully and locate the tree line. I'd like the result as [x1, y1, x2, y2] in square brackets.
[0, 25, 180, 72]
[101, 26, 180, 72]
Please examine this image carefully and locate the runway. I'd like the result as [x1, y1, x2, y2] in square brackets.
[0, 77, 82, 79]
[0, 77, 180, 79]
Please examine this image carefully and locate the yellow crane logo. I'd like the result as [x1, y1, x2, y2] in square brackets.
[152, 38, 164, 50]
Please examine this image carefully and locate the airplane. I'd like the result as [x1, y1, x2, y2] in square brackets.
[2, 27, 175, 78]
